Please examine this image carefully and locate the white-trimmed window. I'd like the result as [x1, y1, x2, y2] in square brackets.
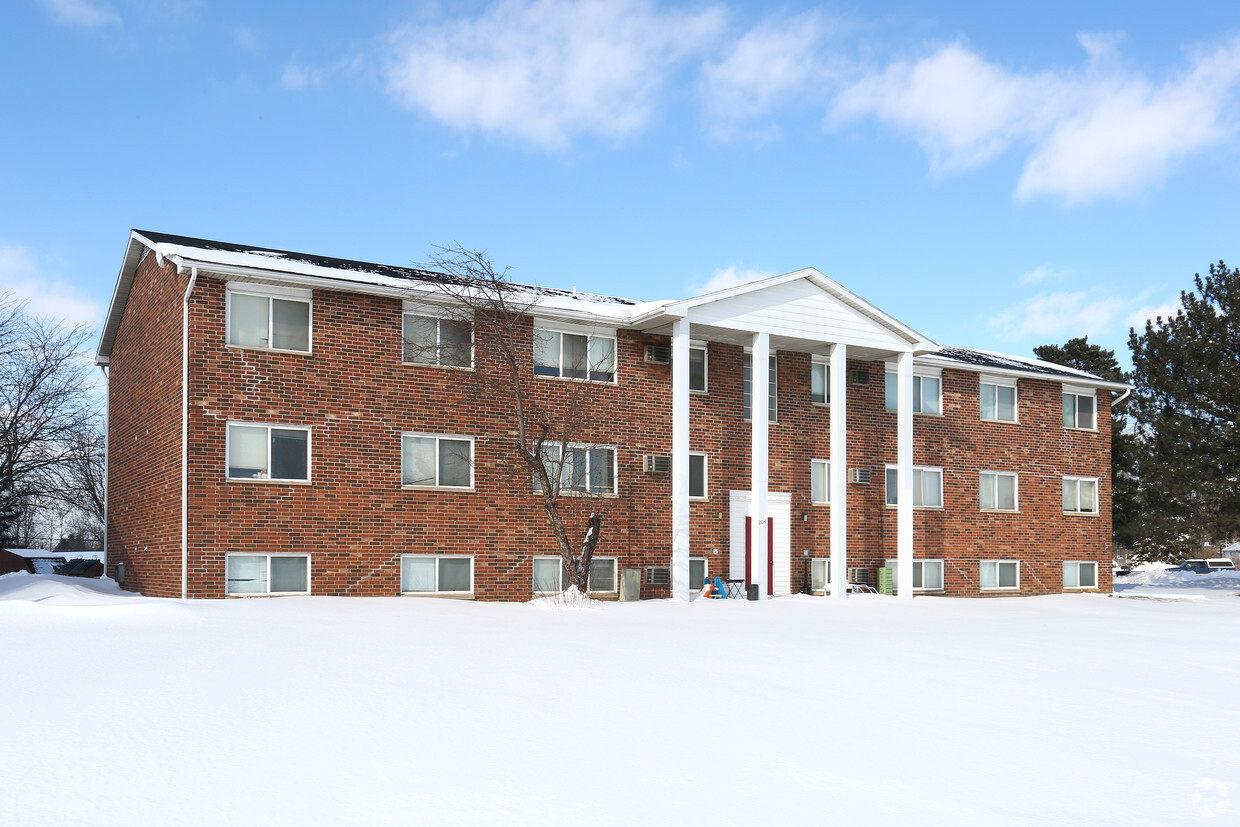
[811, 559, 831, 593]
[1063, 561, 1098, 589]
[533, 556, 563, 593]
[811, 359, 830, 405]
[885, 465, 944, 508]
[1062, 387, 1097, 430]
[401, 434, 474, 489]
[226, 423, 310, 482]
[534, 444, 617, 495]
[980, 560, 1019, 590]
[402, 312, 473, 368]
[979, 471, 1018, 511]
[689, 452, 707, 500]
[811, 459, 831, 504]
[534, 327, 616, 382]
[980, 376, 1017, 422]
[1063, 476, 1099, 514]
[689, 345, 708, 393]
[227, 285, 311, 352]
[226, 553, 309, 595]
[885, 371, 941, 415]
[743, 353, 778, 421]
[401, 555, 473, 595]
[884, 558, 945, 591]
[690, 557, 708, 589]
[588, 557, 617, 592]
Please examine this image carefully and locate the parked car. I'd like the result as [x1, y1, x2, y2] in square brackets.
[1167, 558, 1239, 574]
[1112, 566, 1133, 577]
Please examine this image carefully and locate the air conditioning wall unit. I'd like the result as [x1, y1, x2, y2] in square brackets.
[849, 368, 871, 386]
[849, 468, 872, 484]
[847, 566, 871, 584]
[644, 566, 671, 586]
[644, 344, 671, 364]
[643, 454, 672, 473]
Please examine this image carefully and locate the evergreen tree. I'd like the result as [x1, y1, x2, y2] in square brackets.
[1033, 337, 1137, 550]
[1127, 261, 1240, 561]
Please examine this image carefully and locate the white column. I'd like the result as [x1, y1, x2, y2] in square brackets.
[670, 317, 692, 602]
[750, 333, 770, 600]
[829, 343, 848, 598]
[897, 350, 915, 599]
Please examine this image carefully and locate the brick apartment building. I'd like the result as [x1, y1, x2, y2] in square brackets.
[96, 230, 1127, 600]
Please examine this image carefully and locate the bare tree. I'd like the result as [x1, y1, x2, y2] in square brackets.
[414, 247, 615, 593]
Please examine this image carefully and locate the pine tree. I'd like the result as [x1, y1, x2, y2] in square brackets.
[1127, 261, 1240, 561]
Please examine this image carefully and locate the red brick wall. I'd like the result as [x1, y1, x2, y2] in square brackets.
[107, 252, 187, 597]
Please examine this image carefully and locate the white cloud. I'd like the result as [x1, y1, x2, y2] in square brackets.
[829, 35, 1240, 203]
[38, 0, 120, 27]
[1017, 265, 1069, 286]
[0, 244, 104, 330]
[987, 290, 1127, 341]
[232, 26, 259, 53]
[282, 61, 324, 91]
[385, 0, 724, 150]
[1125, 299, 1182, 331]
[692, 265, 775, 295]
[700, 13, 831, 142]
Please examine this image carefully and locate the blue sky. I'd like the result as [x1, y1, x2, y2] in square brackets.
[3, 0, 1239, 367]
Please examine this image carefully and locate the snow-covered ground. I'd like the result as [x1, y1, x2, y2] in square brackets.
[3, 573, 1238, 825]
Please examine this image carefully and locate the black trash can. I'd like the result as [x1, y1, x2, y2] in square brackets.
[747, 583, 759, 601]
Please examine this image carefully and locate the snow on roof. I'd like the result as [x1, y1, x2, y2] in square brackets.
[3, 548, 57, 558]
[923, 345, 1127, 387]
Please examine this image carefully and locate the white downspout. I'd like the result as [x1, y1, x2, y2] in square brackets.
[99, 366, 109, 572]
[181, 267, 198, 599]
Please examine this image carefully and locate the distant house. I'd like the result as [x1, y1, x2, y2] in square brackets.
[1223, 542, 1240, 566]
[96, 230, 1128, 601]
[0, 548, 67, 576]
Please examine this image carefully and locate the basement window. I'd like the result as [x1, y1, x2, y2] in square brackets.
[226, 553, 309, 596]
[401, 555, 473, 596]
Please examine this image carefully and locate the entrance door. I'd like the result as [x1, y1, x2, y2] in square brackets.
[744, 516, 775, 595]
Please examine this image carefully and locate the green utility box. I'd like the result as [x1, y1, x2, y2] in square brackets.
[877, 567, 895, 595]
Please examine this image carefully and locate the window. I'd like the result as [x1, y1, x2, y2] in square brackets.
[690, 557, 708, 589]
[1063, 476, 1099, 514]
[226, 554, 309, 595]
[1063, 388, 1097, 430]
[979, 471, 1018, 511]
[534, 444, 617, 495]
[227, 287, 310, 352]
[401, 555, 473, 594]
[811, 559, 831, 592]
[534, 328, 616, 382]
[533, 556, 562, 593]
[589, 557, 617, 592]
[1063, 561, 1098, 589]
[811, 360, 830, 405]
[885, 465, 944, 508]
[811, 459, 831, 504]
[689, 345, 708, 393]
[885, 372, 941, 415]
[226, 423, 309, 482]
[980, 378, 1017, 422]
[980, 560, 1019, 590]
[402, 434, 474, 488]
[884, 559, 945, 591]
[743, 353, 778, 421]
[403, 313, 472, 368]
[689, 453, 707, 499]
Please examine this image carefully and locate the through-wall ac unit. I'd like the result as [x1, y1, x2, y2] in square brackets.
[849, 468, 872, 484]
[644, 344, 671, 364]
[644, 566, 671, 586]
[643, 454, 672, 473]
[847, 567, 870, 584]
[849, 368, 871, 386]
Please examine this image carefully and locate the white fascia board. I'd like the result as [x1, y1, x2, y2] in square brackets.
[922, 352, 1131, 392]
[96, 232, 155, 365]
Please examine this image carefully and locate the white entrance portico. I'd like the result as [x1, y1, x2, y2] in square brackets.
[630, 269, 938, 601]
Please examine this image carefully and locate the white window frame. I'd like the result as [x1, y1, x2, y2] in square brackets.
[689, 343, 708, 394]
[225, 552, 310, 596]
[534, 443, 618, 496]
[885, 368, 942, 415]
[979, 470, 1019, 512]
[690, 557, 709, 590]
[533, 320, 618, 383]
[884, 465, 944, 508]
[533, 555, 563, 594]
[743, 351, 778, 422]
[1063, 476, 1099, 515]
[979, 560, 1020, 591]
[400, 554, 474, 596]
[811, 358, 830, 405]
[225, 422, 311, 483]
[884, 558, 945, 592]
[1062, 385, 1098, 431]
[811, 459, 831, 505]
[811, 558, 832, 594]
[401, 306, 475, 369]
[979, 374, 1018, 423]
[1063, 560, 1099, 589]
[689, 452, 708, 500]
[225, 284, 312, 354]
[588, 556, 618, 593]
[401, 433, 476, 490]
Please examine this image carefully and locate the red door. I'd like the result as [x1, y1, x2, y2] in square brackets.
[744, 517, 775, 595]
